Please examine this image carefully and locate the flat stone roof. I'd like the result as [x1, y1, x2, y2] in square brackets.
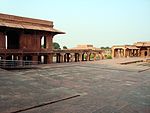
[0, 13, 65, 34]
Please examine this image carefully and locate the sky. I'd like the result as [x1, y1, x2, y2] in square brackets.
[0, 0, 150, 48]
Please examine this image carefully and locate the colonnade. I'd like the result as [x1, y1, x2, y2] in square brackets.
[54, 52, 103, 63]
[0, 50, 104, 65]
[112, 48, 140, 58]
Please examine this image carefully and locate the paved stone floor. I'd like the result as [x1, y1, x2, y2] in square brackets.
[0, 58, 150, 113]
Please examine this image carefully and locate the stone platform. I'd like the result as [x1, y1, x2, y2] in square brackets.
[0, 58, 150, 113]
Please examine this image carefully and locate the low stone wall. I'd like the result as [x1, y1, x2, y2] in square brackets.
[146, 59, 150, 63]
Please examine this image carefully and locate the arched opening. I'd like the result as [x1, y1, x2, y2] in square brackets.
[64, 53, 70, 62]
[144, 51, 147, 57]
[89, 53, 94, 61]
[56, 53, 61, 63]
[41, 36, 46, 49]
[38, 55, 47, 64]
[96, 54, 100, 60]
[52, 54, 57, 63]
[84, 53, 88, 61]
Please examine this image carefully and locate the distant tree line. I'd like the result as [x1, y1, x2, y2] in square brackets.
[100, 47, 111, 49]
[53, 42, 67, 50]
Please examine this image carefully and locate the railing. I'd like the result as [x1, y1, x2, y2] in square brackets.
[0, 60, 40, 69]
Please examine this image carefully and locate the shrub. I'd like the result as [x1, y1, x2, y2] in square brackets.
[106, 55, 112, 59]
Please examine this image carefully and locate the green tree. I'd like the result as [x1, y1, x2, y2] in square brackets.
[105, 46, 110, 49]
[63, 46, 67, 49]
[100, 46, 110, 49]
[100, 47, 105, 49]
[53, 42, 61, 49]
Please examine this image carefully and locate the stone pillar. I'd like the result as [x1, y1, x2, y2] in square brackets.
[75, 53, 78, 62]
[94, 53, 97, 61]
[117, 49, 120, 58]
[46, 34, 53, 49]
[120, 49, 122, 57]
[32, 55, 38, 64]
[112, 48, 115, 58]
[128, 50, 131, 57]
[78, 53, 80, 61]
[60, 53, 65, 63]
[77, 54, 80, 61]
[47, 54, 53, 64]
[79, 53, 83, 62]
[86, 53, 90, 61]
[137, 49, 140, 57]
[70, 53, 75, 62]
[124, 49, 126, 57]
[135, 50, 138, 57]
[148, 48, 150, 57]
[0, 32, 5, 49]
[19, 55, 23, 66]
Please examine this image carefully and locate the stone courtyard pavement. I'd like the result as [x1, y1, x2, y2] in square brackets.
[0, 58, 150, 113]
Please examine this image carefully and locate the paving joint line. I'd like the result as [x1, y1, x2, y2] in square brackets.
[138, 67, 150, 73]
[10, 95, 80, 113]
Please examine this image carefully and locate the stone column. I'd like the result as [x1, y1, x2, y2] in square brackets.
[45, 34, 53, 49]
[94, 53, 97, 61]
[60, 53, 65, 63]
[32, 55, 38, 64]
[86, 53, 90, 61]
[75, 53, 78, 62]
[137, 49, 139, 57]
[128, 50, 131, 57]
[78, 53, 80, 61]
[70, 53, 75, 62]
[147, 48, 150, 57]
[47, 54, 53, 64]
[120, 49, 123, 57]
[79, 53, 83, 62]
[99, 53, 102, 60]
[136, 50, 138, 57]
[112, 48, 115, 58]
[0, 32, 6, 49]
[117, 49, 120, 58]
[19, 55, 23, 66]
[124, 49, 126, 57]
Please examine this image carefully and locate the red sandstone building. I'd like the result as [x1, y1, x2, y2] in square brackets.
[0, 13, 103, 66]
[0, 13, 64, 64]
[112, 42, 150, 58]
